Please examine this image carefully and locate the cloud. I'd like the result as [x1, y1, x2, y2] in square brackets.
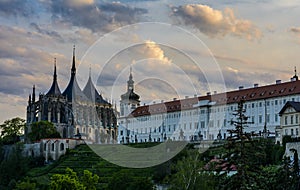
[289, 27, 300, 34]
[0, 25, 73, 97]
[29, 23, 64, 42]
[133, 40, 172, 65]
[171, 4, 262, 40]
[0, 0, 34, 17]
[221, 67, 278, 90]
[48, 0, 147, 32]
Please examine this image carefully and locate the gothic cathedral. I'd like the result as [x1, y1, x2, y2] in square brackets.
[26, 47, 117, 143]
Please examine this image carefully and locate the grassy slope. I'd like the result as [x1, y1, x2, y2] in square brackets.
[26, 143, 159, 188]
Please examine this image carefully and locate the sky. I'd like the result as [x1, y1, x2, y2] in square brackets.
[1, 0, 300, 123]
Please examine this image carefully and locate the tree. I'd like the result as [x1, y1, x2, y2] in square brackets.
[28, 121, 60, 142]
[0, 117, 25, 144]
[50, 168, 99, 190]
[169, 150, 216, 190]
[107, 171, 153, 190]
[221, 100, 263, 190]
[80, 170, 99, 190]
[0, 144, 30, 188]
[15, 177, 36, 190]
[50, 168, 85, 190]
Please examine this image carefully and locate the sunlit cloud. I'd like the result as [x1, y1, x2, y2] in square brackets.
[171, 4, 262, 40]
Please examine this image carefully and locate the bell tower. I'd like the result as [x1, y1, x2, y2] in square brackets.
[120, 67, 140, 117]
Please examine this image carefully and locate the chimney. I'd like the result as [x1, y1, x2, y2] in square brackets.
[254, 83, 259, 88]
[185, 96, 189, 99]
[194, 94, 197, 97]
[214, 91, 217, 94]
[173, 98, 177, 101]
[207, 92, 211, 96]
[161, 100, 164, 103]
[276, 80, 281, 84]
[239, 86, 244, 90]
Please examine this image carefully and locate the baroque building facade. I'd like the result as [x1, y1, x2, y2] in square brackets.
[26, 47, 117, 143]
[118, 69, 300, 144]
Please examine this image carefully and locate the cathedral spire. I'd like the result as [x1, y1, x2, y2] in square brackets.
[28, 94, 31, 105]
[71, 45, 76, 76]
[32, 85, 35, 103]
[46, 58, 61, 96]
[89, 65, 92, 78]
[54, 58, 57, 81]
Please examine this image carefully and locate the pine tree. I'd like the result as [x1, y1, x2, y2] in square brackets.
[220, 100, 263, 190]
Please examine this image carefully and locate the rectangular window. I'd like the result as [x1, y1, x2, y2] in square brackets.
[296, 115, 299, 124]
[252, 116, 255, 124]
[173, 124, 176, 131]
[184, 124, 186, 130]
[195, 122, 198, 129]
[120, 130, 123, 136]
[201, 121, 205, 128]
[297, 128, 299, 136]
[275, 100, 278, 105]
[275, 114, 278, 122]
[285, 129, 288, 135]
[291, 129, 294, 136]
[210, 120, 214, 127]
[223, 119, 226, 127]
[285, 116, 288, 125]
[267, 114, 270, 123]
[259, 115, 262, 124]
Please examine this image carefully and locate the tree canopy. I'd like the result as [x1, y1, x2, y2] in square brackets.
[0, 117, 25, 144]
[50, 168, 99, 190]
[28, 121, 60, 142]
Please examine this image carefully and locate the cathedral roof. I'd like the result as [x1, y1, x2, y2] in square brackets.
[83, 73, 110, 105]
[62, 46, 85, 102]
[46, 59, 61, 96]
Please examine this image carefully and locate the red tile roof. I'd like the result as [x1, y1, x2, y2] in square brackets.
[129, 80, 300, 117]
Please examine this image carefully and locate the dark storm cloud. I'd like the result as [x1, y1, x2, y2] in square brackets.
[0, 0, 34, 17]
[48, 0, 148, 32]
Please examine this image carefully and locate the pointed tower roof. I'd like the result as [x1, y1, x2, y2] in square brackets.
[121, 67, 140, 102]
[62, 46, 84, 102]
[46, 58, 61, 96]
[292, 66, 299, 81]
[83, 67, 110, 105]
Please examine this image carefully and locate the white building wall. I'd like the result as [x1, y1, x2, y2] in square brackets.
[118, 93, 300, 144]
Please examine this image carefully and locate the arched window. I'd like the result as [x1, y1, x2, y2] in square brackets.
[60, 143, 64, 151]
[51, 143, 55, 151]
[44, 143, 47, 151]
